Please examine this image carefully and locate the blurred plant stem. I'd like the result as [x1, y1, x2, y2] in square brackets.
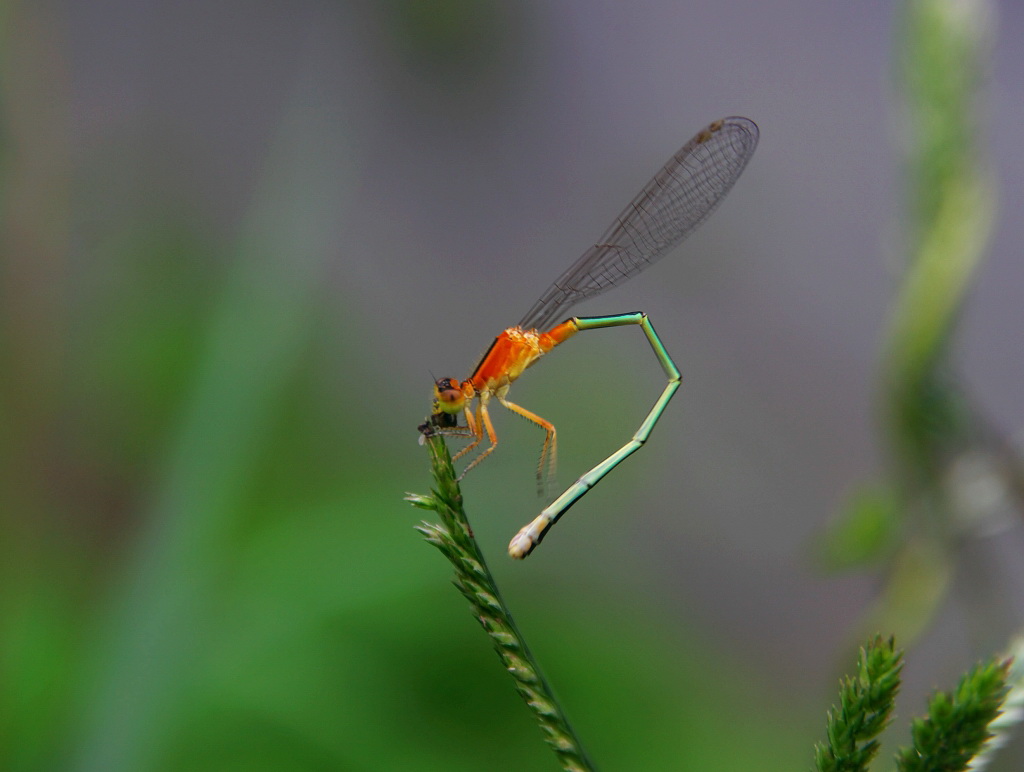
[0, 5, 75, 770]
[824, 0, 1024, 649]
[885, 0, 995, 489]
[408, 434, 596, 772]
[66, 51, 353, 770]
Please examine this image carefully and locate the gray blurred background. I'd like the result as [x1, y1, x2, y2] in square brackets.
[3, 0, 1024, 769]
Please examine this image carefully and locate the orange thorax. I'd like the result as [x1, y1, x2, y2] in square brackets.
[468, 321, 577, 394]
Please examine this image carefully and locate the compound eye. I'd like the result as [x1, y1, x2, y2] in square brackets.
[433, 377, 465, 414]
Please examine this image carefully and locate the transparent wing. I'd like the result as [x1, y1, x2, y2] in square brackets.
[518, 116, 759, 332]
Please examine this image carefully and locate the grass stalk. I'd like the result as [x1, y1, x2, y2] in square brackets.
[408, 434, 596, 771]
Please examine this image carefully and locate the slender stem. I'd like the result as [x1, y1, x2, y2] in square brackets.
[408, 434, 596, 771]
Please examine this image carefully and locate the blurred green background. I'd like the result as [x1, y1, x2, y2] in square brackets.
[2, 1, 1023, 770]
